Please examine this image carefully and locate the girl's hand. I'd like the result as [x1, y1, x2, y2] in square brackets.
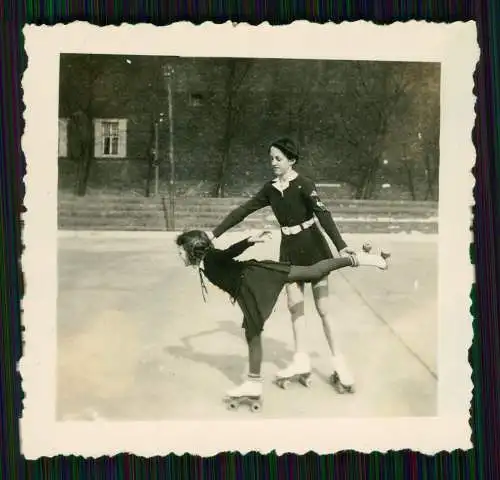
[249, 231, 272, 243]
[339, 246, 356, 257]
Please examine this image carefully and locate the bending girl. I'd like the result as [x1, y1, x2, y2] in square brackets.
[176, 230, 388, 410]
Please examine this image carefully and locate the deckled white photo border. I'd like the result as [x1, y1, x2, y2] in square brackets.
[20, 21, 477, 458]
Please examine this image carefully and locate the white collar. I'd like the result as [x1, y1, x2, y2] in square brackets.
[272, 170, 298, 193]
[198, 259, 205, 270]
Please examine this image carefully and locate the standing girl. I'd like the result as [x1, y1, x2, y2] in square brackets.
[208, 138, 358, 393]
[176, 229, 388, 410]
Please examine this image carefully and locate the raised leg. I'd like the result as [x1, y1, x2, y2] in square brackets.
[286, 250, 388, 284]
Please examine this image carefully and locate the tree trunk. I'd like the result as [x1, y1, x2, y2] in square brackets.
[213, 61, 238, 198]
[69, 59, 102, 197]
[354, 164, 371, 199]
[354, 184, 364, 200]
[214, 127, 233, 198]
[423, 153, 438, 201]
[73, 159, 83, 196]
[424, 170, 433, 201]
[74, 114, 93, 197]
[144, 120, 157, 198]
[404, 163, 416, 200]
[79, 156, 93, 196]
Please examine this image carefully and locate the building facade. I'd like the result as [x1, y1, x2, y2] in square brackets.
[58, 54, 440, 200]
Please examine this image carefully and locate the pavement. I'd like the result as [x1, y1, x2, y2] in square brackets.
[56, 230, 438, 420]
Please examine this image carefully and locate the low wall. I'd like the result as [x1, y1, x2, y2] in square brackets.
[58, 193, 438, 234]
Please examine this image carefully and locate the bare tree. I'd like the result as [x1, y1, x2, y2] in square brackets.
[381, 62, 440, 200]
[420, 96, 440, 201]
[330, 61, 416, 198]
[212, 59, 253, 197]
[58, 56, 440, 201]
[61, 56, 102, 196]
[423, 150, 439, 200]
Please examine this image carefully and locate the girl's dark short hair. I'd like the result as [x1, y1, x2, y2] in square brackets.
[176, 230, 214, 265]
[269, 137, 299, 163]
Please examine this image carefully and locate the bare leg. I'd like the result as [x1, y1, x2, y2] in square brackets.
[286, 282, 307, 354]
[312, 276, 355, 391]
[287, 257, 353, 283]
[312, 277, 337, 356]
[287, 253, 388, 284]
[275, 282, 312, 380]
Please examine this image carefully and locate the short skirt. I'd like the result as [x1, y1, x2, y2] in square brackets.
[279, 223, 334, 266]
[236, 260, 291, 340]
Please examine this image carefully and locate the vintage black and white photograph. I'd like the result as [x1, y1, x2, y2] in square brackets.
[21, 22, 476, 457]
[56, 53, 440, 419]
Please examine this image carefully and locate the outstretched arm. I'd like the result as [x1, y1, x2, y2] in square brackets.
[220, 238, 256, 259]
[212, 186, 270, 238]
[219, 231, 272, 259]
[301, 178, 347, 252]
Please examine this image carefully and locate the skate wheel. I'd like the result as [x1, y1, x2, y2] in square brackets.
[330, 374, 355, 394]
[362, 242, 372, 253]
[381, 250, 391, 260]
[339, 384, 355, 394]
[228, 401, 238, 410]
[332, 381, 346, 394]
[330, 374, 343, 393]
[250, 402, 261, 412]
[276, 379, 289, 390]
[299, 376, 312, 388]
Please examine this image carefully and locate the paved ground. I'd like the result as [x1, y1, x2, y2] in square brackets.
[56, 231, 438, 420]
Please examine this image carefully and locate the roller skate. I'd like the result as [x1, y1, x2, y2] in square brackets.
[274, 352, 312, 390]
[223, 374, 263, 412]
[329, 354, 355, 394]
[351, 242, 391, 270]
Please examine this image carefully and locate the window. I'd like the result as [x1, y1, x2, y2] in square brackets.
[58, 118, 68, 157]
[189, 93, 203, 107]
[93, 118, 127, 158]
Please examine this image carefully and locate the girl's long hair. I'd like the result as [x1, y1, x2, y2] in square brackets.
[176, 230, 214, 265]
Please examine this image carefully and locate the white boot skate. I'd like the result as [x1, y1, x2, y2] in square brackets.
[351, 242, 391, 270]
[352, 251, 390, 270]
[275, 352, 312, 389]
[330, 354, 355, 394]
[224, 375, 263, 412]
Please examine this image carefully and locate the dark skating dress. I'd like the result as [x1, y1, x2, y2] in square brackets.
[201, 237, 291, 340]
[212, 173, 347, 267]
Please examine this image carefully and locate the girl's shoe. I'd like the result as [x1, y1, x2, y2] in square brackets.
[352, 251, 389, 270]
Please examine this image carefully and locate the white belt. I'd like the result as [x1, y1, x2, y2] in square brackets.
[281, 218, 315, 236]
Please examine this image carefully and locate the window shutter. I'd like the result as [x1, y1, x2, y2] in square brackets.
[94, 119, 102, 158]
[118, 119, 127, 158]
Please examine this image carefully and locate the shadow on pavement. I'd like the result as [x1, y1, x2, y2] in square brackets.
[164, 319, 320, 384]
